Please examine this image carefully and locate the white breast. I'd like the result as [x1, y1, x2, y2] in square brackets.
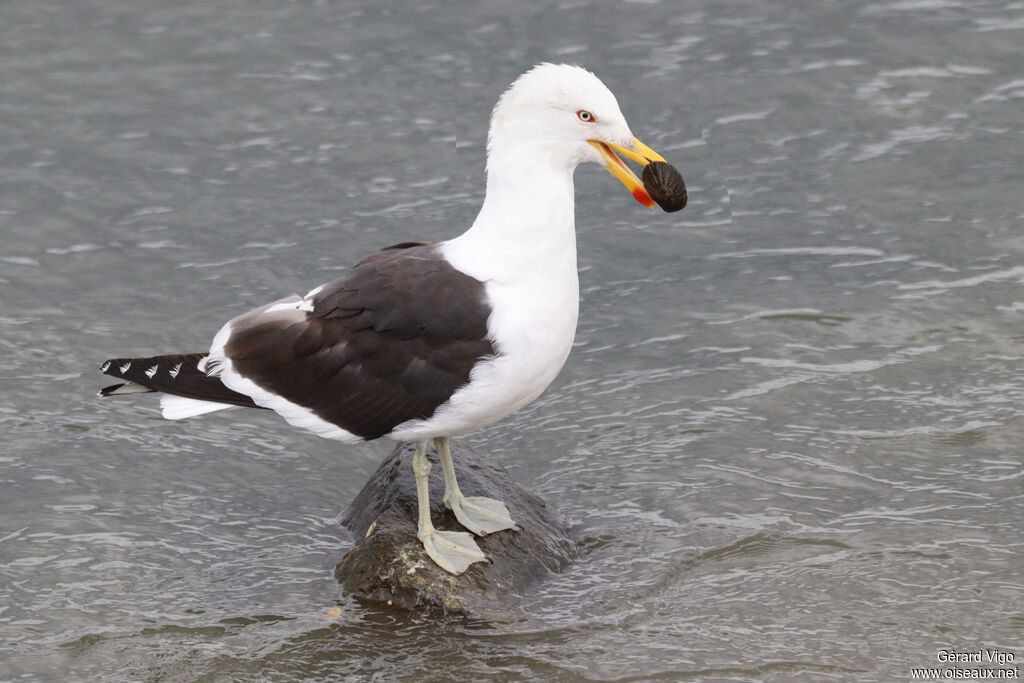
[388, 144, 581, 442]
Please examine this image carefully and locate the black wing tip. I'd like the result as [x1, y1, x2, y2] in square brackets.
[99, 382, 124, 397]
[99, 381, 156, 397]
[99, 357, 133, 377]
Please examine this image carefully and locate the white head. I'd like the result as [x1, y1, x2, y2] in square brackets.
[487, 63, 667, 208]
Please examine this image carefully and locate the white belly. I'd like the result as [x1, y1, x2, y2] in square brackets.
[388, 273, 579, 441]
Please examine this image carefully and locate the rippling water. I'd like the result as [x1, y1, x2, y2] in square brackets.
[2, 1, 1023, 680]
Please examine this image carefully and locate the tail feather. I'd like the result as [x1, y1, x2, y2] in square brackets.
[99, 352, 262, 409]
[160, 394, 242, 420]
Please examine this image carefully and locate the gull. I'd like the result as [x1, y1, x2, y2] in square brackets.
[100, 63, 679, 574]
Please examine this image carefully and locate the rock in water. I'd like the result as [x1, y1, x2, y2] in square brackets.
[335, 442, 579, 616]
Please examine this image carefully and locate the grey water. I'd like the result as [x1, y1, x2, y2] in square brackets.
[2, 1, 1023, 680]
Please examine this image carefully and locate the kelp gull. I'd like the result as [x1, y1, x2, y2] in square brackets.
[100, 63, 681, 574]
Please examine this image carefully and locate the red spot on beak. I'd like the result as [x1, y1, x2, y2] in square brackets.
[632, 187, 654, 207]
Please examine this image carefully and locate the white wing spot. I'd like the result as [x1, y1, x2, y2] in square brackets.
[145, 365, 158, 379]
[119, 361, 132, 374]
[101, 361, 111, 372]
[169, 362, 182, 379]
[298, 283, 325, 312]
[265, 301, 301, 313]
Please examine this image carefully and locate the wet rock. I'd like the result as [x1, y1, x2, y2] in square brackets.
[334, 442, 579, 616]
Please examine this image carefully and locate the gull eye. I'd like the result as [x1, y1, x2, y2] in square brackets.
[576, 109, 596, 123]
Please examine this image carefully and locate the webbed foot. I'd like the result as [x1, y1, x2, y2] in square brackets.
[419, 529, 489, 575]
[446, 494, 518, 536]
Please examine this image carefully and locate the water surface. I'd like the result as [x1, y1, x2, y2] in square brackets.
[2, 1, 1023, 680]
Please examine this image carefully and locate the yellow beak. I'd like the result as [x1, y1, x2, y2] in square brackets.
[587, 137, 666, 209]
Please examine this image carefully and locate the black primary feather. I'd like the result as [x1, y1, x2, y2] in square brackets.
[99, 352, 261, 408]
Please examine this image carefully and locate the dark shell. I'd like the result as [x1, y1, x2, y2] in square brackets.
[642, 161, 687, 213]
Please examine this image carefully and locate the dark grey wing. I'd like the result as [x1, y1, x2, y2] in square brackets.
[223, 243, 495, 440]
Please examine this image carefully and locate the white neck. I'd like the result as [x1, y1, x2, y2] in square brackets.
[441, 140, 578, 285]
